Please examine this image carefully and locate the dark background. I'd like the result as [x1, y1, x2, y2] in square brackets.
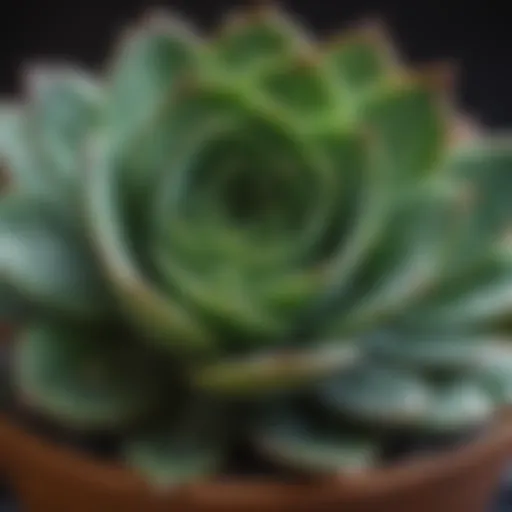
[1, 0, 511, 127]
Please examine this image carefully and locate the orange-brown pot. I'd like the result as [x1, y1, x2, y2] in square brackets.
[1, 411, 512, 512]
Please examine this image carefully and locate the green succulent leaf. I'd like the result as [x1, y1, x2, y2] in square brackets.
[443, 137, 512, 266]
[364, 331, 490, 373]
[478, 344, 512, 405]
[25, 65, 101, 180]
[191, 342, 360, 396]
[0, 281, 32, 322]
[0, 105, 46, 194]
[323, 184, 459, 336]
[123, 400, 228, 487]
[402, 252, 512, 331]
[362, 81, 447, 181]
[326, 25, 392, 97]
[15, 324, 164, 429]
[255, 404, 379, 475]
[0, 194, 110, 319]
[319, 364, 432, 428]
[124, 431, 224, 488]
[83, 136, 214, 353]
[421, 379, 493, 433]
[106, 10, 202, 144]
[215, 5, 308, 73]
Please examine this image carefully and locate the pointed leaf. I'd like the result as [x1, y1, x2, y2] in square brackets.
[256, 405, 379, 475]
[24, 65, 101, 180]
[0, 105, 45, 194]
[123, 400, 228, 487]
[106, 11, 202, 143]
[0, 195, 110, 319]
[319, 365, 432, 428]
[365, 330, 490, 372]
[260, 56, 338, 124]
[325, 21, 396, 113]
[215, 5, 309, 73]
[404, 254, 512, 331]
[362, 81, 447, 181]
[444, 138, 512, 266]
[324, 184, 459, 335]
[124, 432, 224, 488]
[14, 325, 164, 429]
[478, 345, 512, 405]
[421, 380, 493, 433]
[0, 281, 32, 322]
[192, 342, 360, 396]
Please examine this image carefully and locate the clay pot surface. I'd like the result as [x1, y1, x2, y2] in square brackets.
[2, 410, 512, 512]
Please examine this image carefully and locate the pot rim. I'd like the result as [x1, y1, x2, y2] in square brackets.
[1, 408, 512, 510]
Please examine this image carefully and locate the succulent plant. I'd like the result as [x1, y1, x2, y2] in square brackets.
[2, 4, 512, 486]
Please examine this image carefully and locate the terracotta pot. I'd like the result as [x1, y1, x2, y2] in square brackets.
[2, 410, 512, 512]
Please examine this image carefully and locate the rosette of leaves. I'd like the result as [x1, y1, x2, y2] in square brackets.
[1, 5, 512, 486]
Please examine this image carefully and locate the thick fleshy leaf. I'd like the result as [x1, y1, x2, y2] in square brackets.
[302, 84, 446, 331]
[0, 105, 45, 194]
[323, 183, 460, 336]
[362, 80, 447, 181]
[124, 431, 224, 488]
[478, 344, 512, 405]
[260, 57, 338, 125]
[325, 21, 396, 114]
[255, 405, 379, 475]
[191, 342, 360, 396]
[420, 380, 493, 433]
[123, 400, 228, 487]
[106, 11, 202, 143]
[0, 194, 110, 319]
[215, 5, 309, 73]
[24, 65, 101, 181]
[364, 330, 491, 373]
[402, 252, 512, 331]
[442, 138, 512, 267]
[319, 365, 432, 427]
[14, 325, 164, 429]
[83, 136, 214, 353]
[0, 281, 32, 322]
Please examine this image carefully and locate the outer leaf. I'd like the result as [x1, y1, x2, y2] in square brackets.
[215, 5, 309, 73]
[259, 57, 338, 126]
[14, 324, 164, 429]
[24, 65, 101, 181]
[364, 330, 491, 373]
[0, 281, 32, 322]
[362, 80, 447, 181]
[0, 194, 110, 319]
[123, 400, 228, 487]
[0, 105, 45, 194]
[191, 342, 360, 396]
[477, 344, 512, 405]
[255, 405, 379, 475]
[106, 10, 202, 144]
[420, 380, 493, 433]
[323, 184, 460, 336]
[319, 364, 432, 428]
[324, 20, 397, 115]
[401, 252, 512, 331]
[124, 432, 223, 488]
[443, 137, 512, 267]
